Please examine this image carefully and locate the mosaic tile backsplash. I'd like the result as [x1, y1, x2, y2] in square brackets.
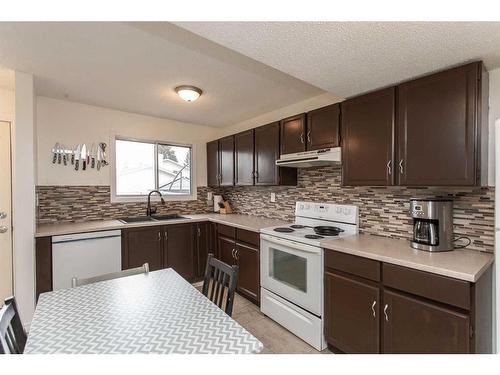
[36, 186, 213, 224]
[36, 166, 495, 253]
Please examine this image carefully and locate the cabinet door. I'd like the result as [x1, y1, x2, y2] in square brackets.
[195, 222, 209, 277]
[382, 290, 470, 354]
[235, 129, 255, 186]
[307, 103, 340, 150]
[341, 87, 395, 186]
[206, 140, 219, 187]
[397, 63, 480, 186]
[218, 235, 236, 266]
[324, 271, 380, 353]
[219, 135, 235, 186]
[208, 222, 218, 255]
[235, 242, 260, 304]
[122, 226, 163, 271]
[280, 113, 306, 155]
[164, 224, 195, 280]
[254, 122, 280, 185]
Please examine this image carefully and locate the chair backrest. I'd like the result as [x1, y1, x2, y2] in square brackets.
[202, 253, 239, 317]
[0, 297, 27, 354]
[71, 263, 149, 288]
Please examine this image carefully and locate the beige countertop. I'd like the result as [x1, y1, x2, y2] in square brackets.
[35, 213, 287, 238]
[320, 234, 494, 282]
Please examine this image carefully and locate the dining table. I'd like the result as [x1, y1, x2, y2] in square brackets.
[24, 268, 263, 354]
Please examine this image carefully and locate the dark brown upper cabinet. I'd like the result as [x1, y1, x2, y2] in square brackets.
[306, 103, 340, 150]
[397, 62, 487, 186]
[219, 135, 235, 186]
[254, 122, 297, 186]
[235, 129, 255, 186]
[206, 140, 220, 187]
[341, 87, 396, 186]
[280, 113, 307, 155]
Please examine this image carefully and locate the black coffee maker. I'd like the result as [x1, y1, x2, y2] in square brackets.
[410, 199, 453, 252]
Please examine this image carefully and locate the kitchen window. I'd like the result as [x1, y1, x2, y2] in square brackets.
[114, 138, 193, 199]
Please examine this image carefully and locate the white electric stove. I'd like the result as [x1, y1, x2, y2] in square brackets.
[260, 201, 359, 351]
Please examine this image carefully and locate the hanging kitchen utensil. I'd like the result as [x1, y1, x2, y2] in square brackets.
[71, 144, 76, 165]
[96, 144, 102, 171]
[52, 142, 59, 164]
[75, 144, 81, 171]
[57, 143, 62, 164]
[81, 144, 87, 170]
[90, 143, 96, 168]
[99, 142, 108, 166]
[62, 144, 68, 166]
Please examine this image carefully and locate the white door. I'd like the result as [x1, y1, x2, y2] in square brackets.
[0, 121, 12, 302]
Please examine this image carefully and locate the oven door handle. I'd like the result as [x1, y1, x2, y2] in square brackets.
[260, 234, 322, 254]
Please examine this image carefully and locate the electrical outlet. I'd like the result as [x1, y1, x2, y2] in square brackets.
[270, 192, 276, 203]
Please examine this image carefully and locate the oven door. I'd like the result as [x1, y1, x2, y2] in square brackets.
[260, 234, 322, 316]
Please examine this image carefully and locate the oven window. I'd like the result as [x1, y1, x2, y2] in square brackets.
[270, 249, 307, 292]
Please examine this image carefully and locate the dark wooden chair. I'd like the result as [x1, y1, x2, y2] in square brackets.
[202, 253, 239, 317]
[0, 297, 27, 354]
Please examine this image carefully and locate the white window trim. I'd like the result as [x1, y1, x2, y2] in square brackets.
[110, 135, 197, 203]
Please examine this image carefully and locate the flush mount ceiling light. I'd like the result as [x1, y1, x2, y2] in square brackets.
[175, 85, 202, 102]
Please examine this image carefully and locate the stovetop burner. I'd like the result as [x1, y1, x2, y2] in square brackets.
[314, 226, 345, 236]
[304, 234, 324, 239]
[274, 227, 294, 233]
[290, 224, 307, 229]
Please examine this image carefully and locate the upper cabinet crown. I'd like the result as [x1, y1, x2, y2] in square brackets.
[342, 61, 488, 187]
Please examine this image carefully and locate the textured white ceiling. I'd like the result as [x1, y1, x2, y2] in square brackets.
[175, 22, 500, 98]
[0, 22, 322, 127]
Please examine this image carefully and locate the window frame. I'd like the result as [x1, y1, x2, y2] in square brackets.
[111, 136, 196, 203]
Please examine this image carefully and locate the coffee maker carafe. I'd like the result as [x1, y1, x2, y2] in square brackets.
[410, 199, 453, 252]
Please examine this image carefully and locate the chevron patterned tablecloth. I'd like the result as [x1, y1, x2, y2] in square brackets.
[25, 268, 263, 354]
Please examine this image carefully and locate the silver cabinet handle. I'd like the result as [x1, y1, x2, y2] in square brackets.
[371, 300, 377, 317]
[0, 225, 8, 234]
[399, 159, 404, 174]
[384, 304, 389, 322]
[234, 249, 239, 260]
[0, 212, 6, 220]
[158, 232, 161, 241]
[300, 133, 304, 144]
[197, 227, 201, 237]
[164, 231, 168, 241]
[387, 160, 392, 175]
[232, 248, 236, 259]
[307, 130, 311, 144]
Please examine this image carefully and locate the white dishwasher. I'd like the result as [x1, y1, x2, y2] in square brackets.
[52, 230, 122, 291]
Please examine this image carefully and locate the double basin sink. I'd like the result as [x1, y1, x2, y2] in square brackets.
[118, 214, 190, 224]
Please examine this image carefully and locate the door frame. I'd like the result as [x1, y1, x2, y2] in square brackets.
[0, 120, 13, 301]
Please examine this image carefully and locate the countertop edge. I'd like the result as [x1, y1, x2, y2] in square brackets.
[321, 241, 494, 282]
[35, 214, 284, 238]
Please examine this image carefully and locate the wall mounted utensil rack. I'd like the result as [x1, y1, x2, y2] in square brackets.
[51, 142, 109, 171]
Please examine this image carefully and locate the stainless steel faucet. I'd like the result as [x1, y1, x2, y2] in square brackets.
[146, 190, 165, 216]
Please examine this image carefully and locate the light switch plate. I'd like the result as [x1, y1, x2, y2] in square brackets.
[270, 192, 276, 203]
[207, 192, 213, 200]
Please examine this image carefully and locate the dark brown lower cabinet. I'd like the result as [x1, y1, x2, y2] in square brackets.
[122, 226, 163, 271]
[235, 242, 260, 305]
[195, 222, 209, 277]
[324, 271, 380, 353]
[382, 290, 470, 354]
[164, 224, 195, 280]
[324, 250, 492, 354]
[35, 237, 53, 301]
[216, 226, 260, 305]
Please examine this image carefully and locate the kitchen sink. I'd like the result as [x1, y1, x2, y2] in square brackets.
[118, 216, 157, 224]
[151, 214, 189, 221]
[118, 214, 189, 224]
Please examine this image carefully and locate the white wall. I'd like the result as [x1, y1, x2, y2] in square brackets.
[0, 87, 14, 121]
[489, 68, 500, 186]
[12, 72, 36, 326]
[36, 97, 221, 189]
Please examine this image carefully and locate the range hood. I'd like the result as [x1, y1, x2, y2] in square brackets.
[275, 147, 341, 168]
